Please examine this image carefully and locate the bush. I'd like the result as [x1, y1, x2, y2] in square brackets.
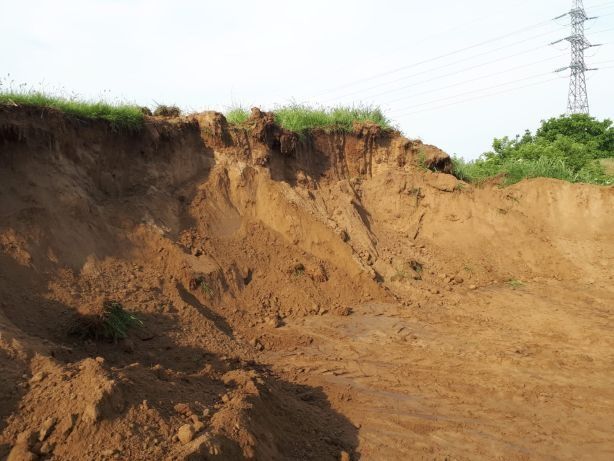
[153, 104, 181, 117]
[453, 114, 614, 186]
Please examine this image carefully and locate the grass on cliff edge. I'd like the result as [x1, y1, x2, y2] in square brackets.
[0, 90, 144, 130]
[225, 104, 394, 133]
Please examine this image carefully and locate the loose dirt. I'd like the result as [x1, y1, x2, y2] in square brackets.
[0, 106, 612, 460]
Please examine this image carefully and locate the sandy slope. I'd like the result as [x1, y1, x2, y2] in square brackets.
[0, 106, 612, 460]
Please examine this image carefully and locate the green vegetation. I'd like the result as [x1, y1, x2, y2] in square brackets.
[225, 106, 250, 125]
[452, 114, 614, 186]
[71, 301, 143, 342]
[0, 88, 144, 130]
[225, 104, 394, 133]
[274, 104, 393, 133]
[508, 279, 524, 289]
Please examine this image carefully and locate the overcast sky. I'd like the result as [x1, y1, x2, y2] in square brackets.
[2, 0, 613, 159]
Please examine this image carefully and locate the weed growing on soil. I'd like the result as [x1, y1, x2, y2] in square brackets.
[70, 301, 143, 342]
[225, 106, 250, 125]
[224, 104, 394, 133]
[292, 263, 305, 277]
[0, 81, 144, 130]
[274, 104, 393, 133]
[508, 279, 524, 289]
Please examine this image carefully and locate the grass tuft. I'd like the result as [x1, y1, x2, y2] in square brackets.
[0, 89, 144, 131]
[70, 300, 143, 342]
[225, 106, 250, 125]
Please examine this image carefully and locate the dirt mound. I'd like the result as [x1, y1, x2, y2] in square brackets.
[0, 105, 613, 460]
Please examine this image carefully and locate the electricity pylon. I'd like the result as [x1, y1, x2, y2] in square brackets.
[552, 0, 600, 114]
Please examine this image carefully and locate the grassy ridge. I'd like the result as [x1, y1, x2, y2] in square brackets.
[0, 91, 144, 130]
[225, 104, 394, 133]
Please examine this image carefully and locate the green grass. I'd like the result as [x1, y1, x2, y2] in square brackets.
[452, 156, 613, 186]
[507, 279, 524, 289]
[224, 104, 394, 133]
[225, 106, 250, 125]
[0, 90, 144, 130]
[70, 300, 143, 342]
[274, 104, 393, 133]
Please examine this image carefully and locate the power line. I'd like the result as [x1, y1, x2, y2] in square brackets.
[391, 76, 564, 118]
[376, 52, 566, 107]
[387, 70, 558, 115]
[323, 27, 564, 103]
[313, 16, 559, 98]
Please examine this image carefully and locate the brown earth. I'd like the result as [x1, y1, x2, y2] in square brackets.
[0, 105, 612, 461]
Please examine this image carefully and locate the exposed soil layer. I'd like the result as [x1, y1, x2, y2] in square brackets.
[0, 105, 613, 460]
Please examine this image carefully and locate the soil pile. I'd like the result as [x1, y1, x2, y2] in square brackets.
[0, 106, 612, 460]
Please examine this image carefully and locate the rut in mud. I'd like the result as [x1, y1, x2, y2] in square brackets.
[0, 106, 613, 460]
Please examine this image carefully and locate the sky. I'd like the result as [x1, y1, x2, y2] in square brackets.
[1, 0, 613, 159]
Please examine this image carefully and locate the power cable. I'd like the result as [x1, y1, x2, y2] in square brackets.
[313, 16, 559, 98]
[323, 27, 564, 103]
[375, 52, 567, 107]
[387, 70, 557, 115]
[391, 76, 565, 118]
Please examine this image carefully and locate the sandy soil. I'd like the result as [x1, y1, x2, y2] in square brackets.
[0, 106, 612, 460]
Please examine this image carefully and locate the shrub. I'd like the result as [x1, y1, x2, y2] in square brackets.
[153, 104, 181, 117]
[452, 114, 614, 186]
[70, 300, 142, 342]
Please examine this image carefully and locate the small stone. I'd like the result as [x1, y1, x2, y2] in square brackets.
[177, 424, 195, 444]
[202, 408, 211, 418]
[173, 403, 192, 415]
[454, 275, 464, 284]
[267, 315, 282, 328]
[340, 451, 351, 461]
[30, 371, 47, 384]
[469, 284, 477, 290]
[193, 421, 205, 432]
[95, 356, 105, 364]
[221, 394, 230, 403]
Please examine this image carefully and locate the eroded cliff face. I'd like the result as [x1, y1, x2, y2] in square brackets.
[0, 105, 612, 460]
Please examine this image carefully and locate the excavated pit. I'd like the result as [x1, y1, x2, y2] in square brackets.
[0, 105, 613, 460]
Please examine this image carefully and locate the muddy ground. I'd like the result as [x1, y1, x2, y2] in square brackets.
[0, 106, 612, 460]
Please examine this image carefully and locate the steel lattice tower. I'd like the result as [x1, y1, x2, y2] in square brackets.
[552, 0, 599, 114]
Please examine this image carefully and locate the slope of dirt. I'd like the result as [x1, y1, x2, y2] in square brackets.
[0, 105, 612, 460]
